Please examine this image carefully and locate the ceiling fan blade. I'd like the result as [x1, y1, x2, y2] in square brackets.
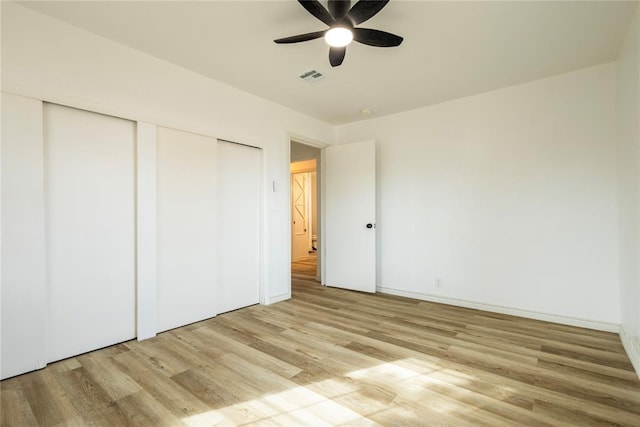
[328, 0, 351, 21]
[274, 30, 326, 44]
[298, 0, 335, 27]
[353, 28, 403, 47]
[329, 46, 346, 67]
[347, 0, 390, 26]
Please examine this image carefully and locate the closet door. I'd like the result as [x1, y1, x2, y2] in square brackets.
[156, 127, 217, 332]
[45, 104, 136, 362]
[217, 141, 261, 314]
[1, 94, 46, 379]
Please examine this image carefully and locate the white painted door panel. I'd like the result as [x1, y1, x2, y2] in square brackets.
[45, 104, 136, 362]
[325, 140, 376, 293]
[217, 141, 261, 314]
[156, 127, 217, 332]
[1, 94, 47, 379]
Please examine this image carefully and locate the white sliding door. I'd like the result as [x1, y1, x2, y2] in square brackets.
[156, 127, 217, 332]
[45, 104, 136, 362]
[217, 141, 261, 314]
[1, 94, 47, 379]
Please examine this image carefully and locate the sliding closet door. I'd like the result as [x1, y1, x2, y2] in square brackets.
[217, 141, 261, 314]
[1, 94, 46, 379]
[45, 104, 136, 362]
[156, 127, 217, 332]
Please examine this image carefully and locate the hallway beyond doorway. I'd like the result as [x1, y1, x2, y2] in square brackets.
[291, 253, 317, 283]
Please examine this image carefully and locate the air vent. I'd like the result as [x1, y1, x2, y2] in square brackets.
[299, 69, 325, 83]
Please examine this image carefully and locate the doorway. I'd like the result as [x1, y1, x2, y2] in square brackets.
[291, 161, 315, 261]
[290, 141, 321, 283]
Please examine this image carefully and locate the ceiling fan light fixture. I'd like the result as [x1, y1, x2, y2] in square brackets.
[274, 0, 403, 66]
[324, 27, 353, 47]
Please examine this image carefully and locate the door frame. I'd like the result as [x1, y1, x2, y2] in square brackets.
[288, 135, 327, 284]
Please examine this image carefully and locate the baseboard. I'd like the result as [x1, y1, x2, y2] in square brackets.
[620, 326, 640, 379]
[376, 286, 620, 333]
[266, 292, 290, 305]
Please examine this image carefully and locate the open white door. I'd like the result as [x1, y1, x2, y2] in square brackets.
[324, 140, 376, 293]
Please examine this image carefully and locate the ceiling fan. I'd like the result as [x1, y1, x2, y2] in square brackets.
[274, 0, 403, 67]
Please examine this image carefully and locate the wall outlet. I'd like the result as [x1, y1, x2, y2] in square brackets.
[435, 278, 442, 288]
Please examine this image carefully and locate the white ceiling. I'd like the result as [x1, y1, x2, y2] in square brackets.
[19, 0, 638, 125]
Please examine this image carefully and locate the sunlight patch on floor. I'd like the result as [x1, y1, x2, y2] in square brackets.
[391, 356, 442, 375]
[347, 360, 422, 384]
[181, 382, 367, 426]
[301, 376, 360, 398]
[181, 359, 523, 426]
[181, 409, 233, 426]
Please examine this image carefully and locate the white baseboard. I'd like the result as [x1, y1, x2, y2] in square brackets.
[266, 292, 290, 305]
[376, 286, 620, 333]
[620, 326, 640, 379]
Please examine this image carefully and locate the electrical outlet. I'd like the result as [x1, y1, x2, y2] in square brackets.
[435, 278, 442, 288]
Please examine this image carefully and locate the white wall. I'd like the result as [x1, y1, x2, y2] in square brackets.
[617, 6, 640, 375]
[1, 2, 334, 306]
[337, 64, 620, 329]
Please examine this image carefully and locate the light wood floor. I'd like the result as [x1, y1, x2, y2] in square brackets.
[2, 260, 640, 426]
[291, 254, 318, 281]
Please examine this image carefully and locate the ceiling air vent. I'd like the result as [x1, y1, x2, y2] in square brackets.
[299, 69, 325, 83]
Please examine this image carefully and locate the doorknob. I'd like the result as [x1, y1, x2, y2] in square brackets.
[366, 223, 374, 229]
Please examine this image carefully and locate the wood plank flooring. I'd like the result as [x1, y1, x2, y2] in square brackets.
[291, 254, 317, 280]
[2, 259, 640, 426]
